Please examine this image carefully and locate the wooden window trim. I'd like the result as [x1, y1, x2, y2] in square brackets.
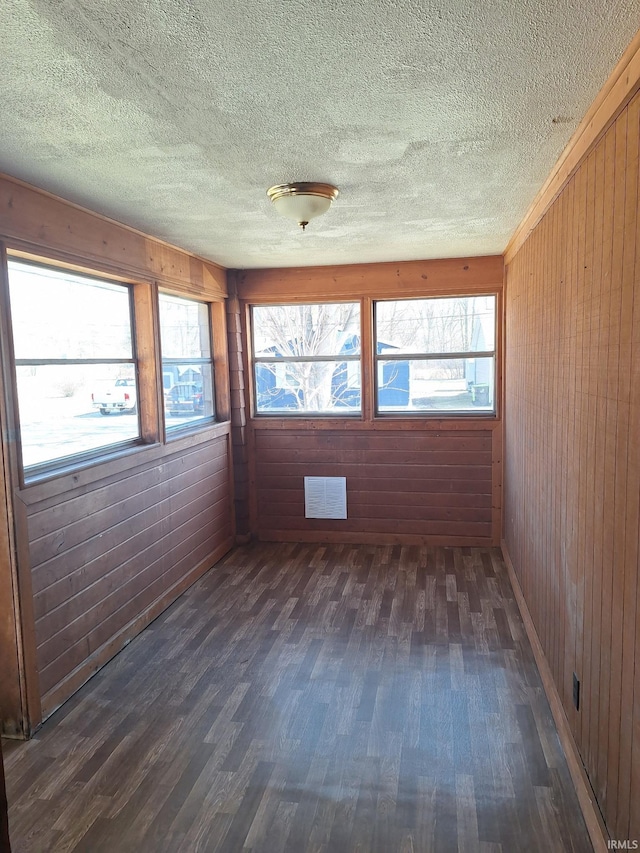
[245, 290, 502, 425]
[158, 291, 228, 436]
[2, 255, 151, 486]
[0, 246, 231, 488]
[250, 301, 363, 418]
[373, 293, 498, 418]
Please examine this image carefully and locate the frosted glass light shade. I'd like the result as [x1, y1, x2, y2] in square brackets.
[267, 182, 339, 230]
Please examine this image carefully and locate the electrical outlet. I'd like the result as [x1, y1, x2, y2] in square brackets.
[573, 672, 580, 711]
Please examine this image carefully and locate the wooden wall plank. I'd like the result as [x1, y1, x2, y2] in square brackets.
[0, 327, 26, 736]
[505, 29, 640, 262]
[133, 282, 161, 444]
[0, 429, 27, 738]
[547, 172, 561, 705]
[0, 173, 234, 734]
[504, 90, 640, 843]
[258, 489, 491, 509]
[27, 439, 229, 548]
[39, 537, 232, 720]
[238, 256, 503, 302]
[632, 517, 640, 843]
[226, 272, 251, 541]
[0, 244, 41, 736]
[212, 300, 232, 423]
[0, 741, 8, 851]
[616, 92, 640, 840]
[23, 434, 233, 709]
[254, 429, 495, 545]
[596, 118, 620, 809]
[579, 145, 597, 763]
[235, 257, 504, 549]
[255, 461, 491, 481]
[38, 520, 231, 696]
[254, 430, 492, 452]
[256, 524, 492, 543]
[586, 130, 608, 793]
[0, 174, 226, 297]
[554, 175, 577, 716]
[28, 463, 225, 570]
[32, 477, 229, 624]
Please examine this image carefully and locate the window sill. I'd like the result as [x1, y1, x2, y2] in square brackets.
[18, 421, 231, 503]
[250, 415, 500, 431]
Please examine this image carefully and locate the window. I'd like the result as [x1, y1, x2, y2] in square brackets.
[6, 259, 139, 473]
[252, 302, 361, 414]
[375, 295, 496, 413]
[159, 293, 215, 428]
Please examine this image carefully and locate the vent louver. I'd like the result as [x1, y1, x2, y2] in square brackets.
[304, 476, 347, 519]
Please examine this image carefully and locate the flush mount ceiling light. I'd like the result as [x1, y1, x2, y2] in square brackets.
[267, 182, 339, 230]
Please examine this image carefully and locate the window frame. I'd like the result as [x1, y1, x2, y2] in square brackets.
[250, 300, 363, 417]
[373, 294, 498, 417]
[246, 290, 500, 424]
[4, 256, 145, 483]
[0, 238, 230, 491]
[158, 290, 217, 433]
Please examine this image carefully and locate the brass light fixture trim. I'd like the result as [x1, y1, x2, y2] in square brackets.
[267, 182, 339, 230]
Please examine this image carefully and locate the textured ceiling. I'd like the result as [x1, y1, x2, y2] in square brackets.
[1, 1, 639, 269]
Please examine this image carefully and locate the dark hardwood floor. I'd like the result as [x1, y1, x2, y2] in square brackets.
[3, 542, 592, 852]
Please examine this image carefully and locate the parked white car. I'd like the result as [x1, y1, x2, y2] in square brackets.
[91, 379, 137, 415]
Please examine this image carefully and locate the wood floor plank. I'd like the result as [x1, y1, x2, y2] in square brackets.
[4, 542, 593, 852]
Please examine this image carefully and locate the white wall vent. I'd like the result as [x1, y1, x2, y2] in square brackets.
[304, 476, 347, 519]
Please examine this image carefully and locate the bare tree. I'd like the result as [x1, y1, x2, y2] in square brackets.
[253, 297, 494, 411]
[254, 303, 360, 411]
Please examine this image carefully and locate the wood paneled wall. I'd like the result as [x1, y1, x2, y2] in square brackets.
[237, 256, 504, 547]
[254, 424, 499, 545]
[0, 740, 9, 852]
[503, 90, 640, 843]
[0, 174, 226, 298]
[26, 430, 233, 718]
[0, 174, 233, 733]
[0, 400, 28, 738]
[226, 272, 251, 541]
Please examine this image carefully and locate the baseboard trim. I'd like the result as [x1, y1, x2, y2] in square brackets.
[257, 529, 494, 547]
[501, 539, 609, 853]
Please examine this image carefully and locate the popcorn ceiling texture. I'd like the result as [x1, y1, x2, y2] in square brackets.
[0, 0, 638, 268]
